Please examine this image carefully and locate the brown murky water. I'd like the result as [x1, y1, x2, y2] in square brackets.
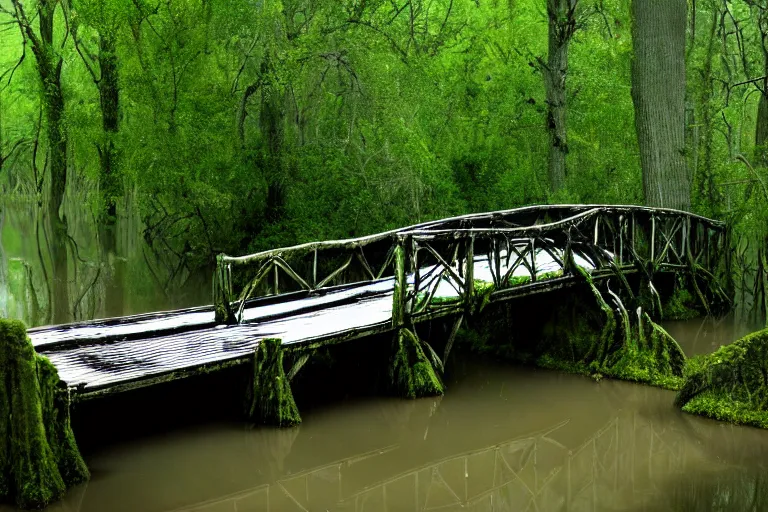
[4, 317, 768, 512]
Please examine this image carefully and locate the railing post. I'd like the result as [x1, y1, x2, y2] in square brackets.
[392, 236, 410, 329]
[312, 248, 318, 289]
[214, 254, 234, 324]
[465, 234, 474, 313]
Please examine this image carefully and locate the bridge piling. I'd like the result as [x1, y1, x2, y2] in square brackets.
[389, 328, 444, 399]
[246, 338, 301, 427]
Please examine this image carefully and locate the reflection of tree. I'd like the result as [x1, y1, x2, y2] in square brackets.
[167, 410, 697, 512]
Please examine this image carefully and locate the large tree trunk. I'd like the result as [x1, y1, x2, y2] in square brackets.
[260, 56, 286, 223]
[630, 0, 690, 211]
[544, 0, 577, 193]
[756, 52, 768, 167]
[97, 32, 124, 317]
[38, 0, 70, 324]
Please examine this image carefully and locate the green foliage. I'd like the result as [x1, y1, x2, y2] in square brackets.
[0, 319, 89, 509]
[0, 0, 764, 326]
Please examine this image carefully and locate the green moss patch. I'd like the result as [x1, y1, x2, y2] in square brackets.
[509, 275, 532, 286]
[390, 328, 444, 399]
[0, 319, 89, 509]
[661, 274, 703, 321]
[246, 338, 301, 427]
[675, 329, 768, 428]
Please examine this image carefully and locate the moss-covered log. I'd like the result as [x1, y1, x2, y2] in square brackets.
[675, 329, 768, 428]
[390, 328, 444, 399]
[246, 338, 301, 427]
[0, 319, 89, 509]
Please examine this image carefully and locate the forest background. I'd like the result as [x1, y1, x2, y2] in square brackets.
[0, 0, 766, 327]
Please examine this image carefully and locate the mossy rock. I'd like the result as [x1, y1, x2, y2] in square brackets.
[390, 328, 444, 399]
[0, 319, 89, 509]
[246, 338, 301, 427]
[675, 329, 768, 428]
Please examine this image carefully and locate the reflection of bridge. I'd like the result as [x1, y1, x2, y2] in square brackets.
[167, 412, 689, 512]
[28, 205, 726, 399]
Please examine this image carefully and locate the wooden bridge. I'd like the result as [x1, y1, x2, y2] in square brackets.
[28, 205, 728, 401]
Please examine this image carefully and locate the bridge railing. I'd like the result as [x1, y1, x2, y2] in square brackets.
[213, 206, 727, 325]
[393, 207, 728, 325]
[213, 232, 403, 324]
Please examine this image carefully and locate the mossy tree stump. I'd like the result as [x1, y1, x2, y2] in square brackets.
[0, 319, 89, 509]
[390, 328, 444, 399]
[246, 338, 301, 427]
[675, 329, 768, 429]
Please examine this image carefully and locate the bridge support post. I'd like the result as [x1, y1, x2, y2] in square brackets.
[213, 255, 235, 325]
[392, 238, 410, 329]
[390, 328, 444, 399]
[246, 338, 301, 427]
[0, 319, 89, 509]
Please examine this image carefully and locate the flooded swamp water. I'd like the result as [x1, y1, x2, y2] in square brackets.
[4, 316, 768, 512]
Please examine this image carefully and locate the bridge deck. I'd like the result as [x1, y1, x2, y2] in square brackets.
[30, 251, 585, 399]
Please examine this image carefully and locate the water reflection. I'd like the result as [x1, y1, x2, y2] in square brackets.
[663, 314, 762, 357]
[1, 356, 763, 512]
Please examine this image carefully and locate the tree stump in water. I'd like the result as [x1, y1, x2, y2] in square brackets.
[246, 338, 301, 427]
[390, 328, 444, 399]
[0, 319, 89, 509]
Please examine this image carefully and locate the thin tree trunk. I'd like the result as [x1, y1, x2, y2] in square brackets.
[631, 0, 691, 211]
[37, 0, 70, 324]
[260, 56, 286, 223]
[756, 53, 768, 167]
[694, 7, 718, 210]
[97, 32, 124, 317]
[544, 0, 578, 193]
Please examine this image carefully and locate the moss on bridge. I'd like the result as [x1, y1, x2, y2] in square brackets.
[675, 329, 768, 429]
[0, 319, 89, 509]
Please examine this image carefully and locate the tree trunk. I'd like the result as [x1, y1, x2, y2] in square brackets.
[97, 32, 124, 317]
[544, 0, 577, 193]
[630, 0, 690, 211]
[693, 7, 718, 212]
[38, 0, 70, 324]
[756, 52, 768, 168]
[260, 56, 286, 223]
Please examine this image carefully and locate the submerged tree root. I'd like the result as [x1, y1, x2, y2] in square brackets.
[390, 328, 444, 399]
[675, 329, 768, 429]
[246, 338, 301, 427]
[0, 319, 89, 509]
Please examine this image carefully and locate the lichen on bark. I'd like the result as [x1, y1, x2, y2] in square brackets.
[0, 319, 89, 509]
[390, 328, 444, 399]
[246, 337, 301, 427]
[675, 328, 768, 429]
